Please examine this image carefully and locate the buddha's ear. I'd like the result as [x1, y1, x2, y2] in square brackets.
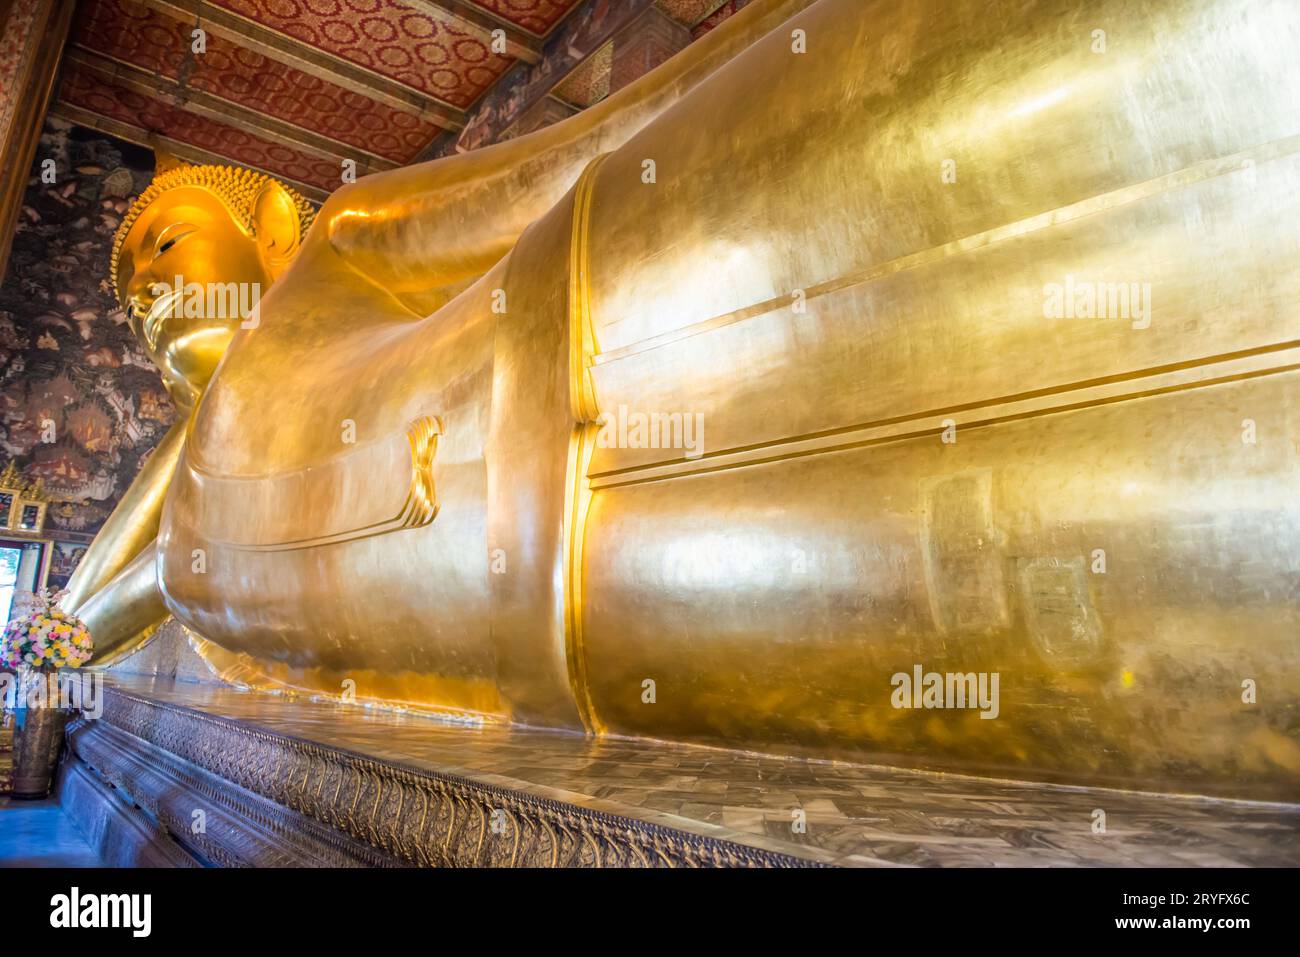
[250, 180, 303, 274]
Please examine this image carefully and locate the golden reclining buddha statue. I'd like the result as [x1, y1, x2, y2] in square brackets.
[64, 0, 1300, 800]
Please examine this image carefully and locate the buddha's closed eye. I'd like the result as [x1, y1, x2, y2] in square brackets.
[153, 224, 196, 260]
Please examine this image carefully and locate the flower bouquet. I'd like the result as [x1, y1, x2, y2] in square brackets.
[1, 588, 94, 672]
[1, 589, 94, 798]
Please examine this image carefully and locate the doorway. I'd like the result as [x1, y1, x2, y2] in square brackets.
[0, 540, 47, 623]
[0, 545, 21, 623]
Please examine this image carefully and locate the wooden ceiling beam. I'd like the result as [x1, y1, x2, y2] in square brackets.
[134, 0, 467, 131]
[401, 0, 544, 64]
[65, 48, 398, 175]
[49, 100, 335, 203]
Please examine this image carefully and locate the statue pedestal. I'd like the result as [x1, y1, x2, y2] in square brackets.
[56, 676, 1300, 868]
[60, 677, 816, 867]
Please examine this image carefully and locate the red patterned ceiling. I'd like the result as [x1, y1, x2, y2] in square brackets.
[212, 0, 517, 107]
[73, 0, 441, 163]
[61, 62, 344, 191]
[472, 0, 578, 35]
[690, 0, 748, 38]
[50, 0, 736, 200]
[53, 0, 591, 198]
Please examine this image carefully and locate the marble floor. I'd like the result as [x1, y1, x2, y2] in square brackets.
[0, 798, 103, 867]
[100, 675, 1299, 867]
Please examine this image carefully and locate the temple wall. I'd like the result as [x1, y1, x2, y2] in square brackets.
[0, 120, 173, 558]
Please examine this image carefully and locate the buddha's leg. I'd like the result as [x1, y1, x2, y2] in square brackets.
[554, 0, 1300, 797]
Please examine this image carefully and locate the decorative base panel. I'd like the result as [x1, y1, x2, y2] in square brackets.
[62, 682, 815, 867]
[55, 759, 197, 868]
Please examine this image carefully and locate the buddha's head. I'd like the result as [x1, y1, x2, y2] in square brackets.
[111, 161, 315, 410]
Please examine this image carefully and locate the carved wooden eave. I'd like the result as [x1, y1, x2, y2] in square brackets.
[0, 461, 54, 502]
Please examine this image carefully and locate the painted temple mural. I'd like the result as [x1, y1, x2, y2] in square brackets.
[0, 119, 173, 554]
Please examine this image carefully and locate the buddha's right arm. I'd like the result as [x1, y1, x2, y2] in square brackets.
[62, 417, 187, 613]
[320, 0, 817, 305]
[75, 540, 168, 667]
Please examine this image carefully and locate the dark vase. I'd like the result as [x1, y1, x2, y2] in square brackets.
[10, 690, 70, 800]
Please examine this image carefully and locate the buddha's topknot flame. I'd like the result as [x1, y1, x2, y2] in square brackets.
[110, 163, 316, 304]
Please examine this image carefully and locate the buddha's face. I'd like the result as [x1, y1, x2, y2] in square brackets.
[117, 186, 273, 408]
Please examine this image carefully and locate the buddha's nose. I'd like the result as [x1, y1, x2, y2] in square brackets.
[126, 287, 170, 352]
[126, 295, 149, 334]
